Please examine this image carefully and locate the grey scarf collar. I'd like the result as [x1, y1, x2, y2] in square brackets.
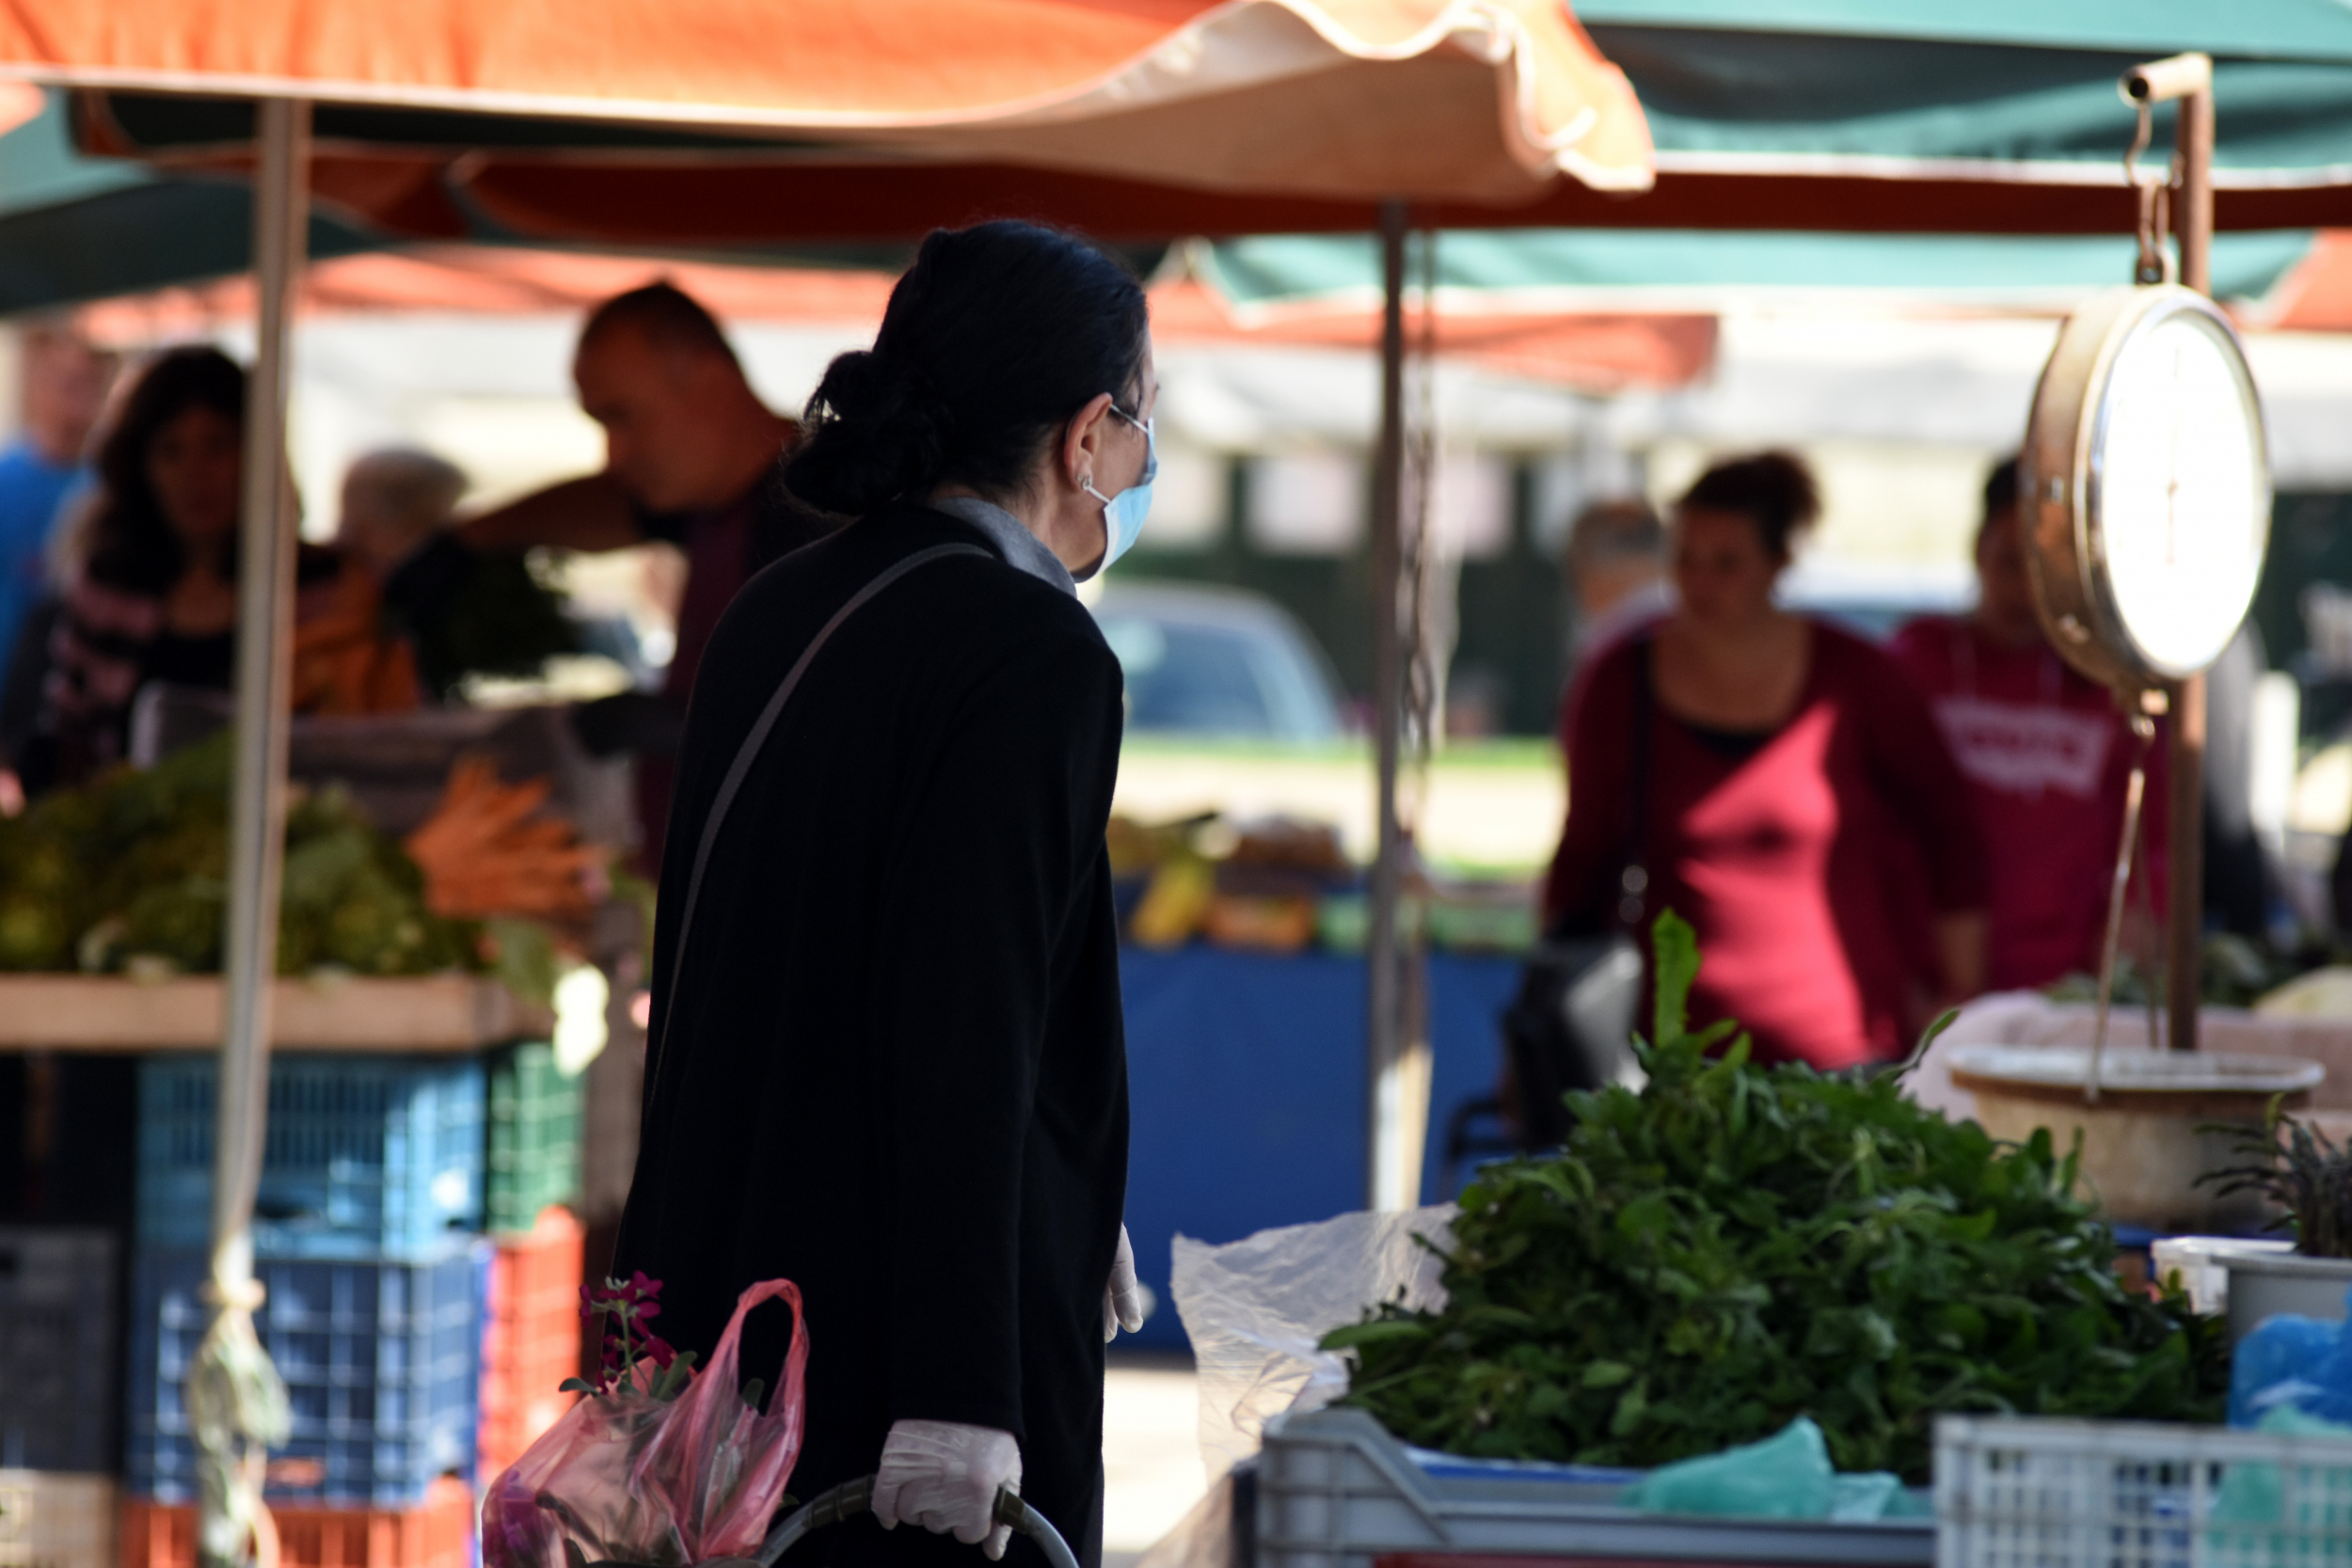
[928, 497, 1076, 598]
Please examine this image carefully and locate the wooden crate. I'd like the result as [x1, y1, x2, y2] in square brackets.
[0, 975, 548, 1053]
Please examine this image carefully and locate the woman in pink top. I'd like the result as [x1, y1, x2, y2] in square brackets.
[1544, 452, 1989, 1068]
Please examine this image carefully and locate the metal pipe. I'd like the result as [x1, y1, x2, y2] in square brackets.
[2122, 51, 2215, 1051]
[2167, 674, 2205, 1052]
[2169, 60, 2212, 1051]
[2177, 82, 2215, 295]
[1366, 198, 1408, 1210]
[2122, 53, 2213, 110]
[199, 96, 308, 1560]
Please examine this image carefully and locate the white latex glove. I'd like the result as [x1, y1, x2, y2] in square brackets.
[871, 1418, 1024, 1560]
[1104, 1224, 1144, 1341]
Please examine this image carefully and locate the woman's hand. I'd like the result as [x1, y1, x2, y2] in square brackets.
[873, 1419, 1025, 1560]
[1104, 1224, 1144, 1342]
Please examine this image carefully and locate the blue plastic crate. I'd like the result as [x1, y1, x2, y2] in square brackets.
[126, 1242, 485, 1507]
[137, 1054, 485, 1258]
[0, 1227, 117, 1469]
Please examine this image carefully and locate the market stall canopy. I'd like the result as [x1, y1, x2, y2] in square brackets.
[0, 1, 1653, 244]
[2249, 231, 2352, 330]
[1566, 0, 2352, 231]
[0, 92, 378, 309]
[40, 3, 2352, 243]
[1201, 229, 2328, 315]
[73, 243, 1716, 398]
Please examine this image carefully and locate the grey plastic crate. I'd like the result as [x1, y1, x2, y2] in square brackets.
[1257, 1407, 1936, 1568]
[0, 1228, 117, 1471]
[1936, 1414, 2352, 1568]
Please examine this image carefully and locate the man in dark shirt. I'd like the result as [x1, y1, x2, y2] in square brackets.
[456, 282, 823, 867]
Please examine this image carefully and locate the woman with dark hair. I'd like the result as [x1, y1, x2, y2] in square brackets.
[1544, 451, 1988, 1069]
[21, 346, 415, 791]
[613, 221, 1152, 1566]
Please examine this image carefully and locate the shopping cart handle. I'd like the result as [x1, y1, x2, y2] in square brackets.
[741, 1475, 1079, 1568]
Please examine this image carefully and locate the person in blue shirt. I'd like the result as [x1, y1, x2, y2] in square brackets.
[0, 328, 111, 689]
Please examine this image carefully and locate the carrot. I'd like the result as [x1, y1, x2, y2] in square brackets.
[404, 755, 605, 923]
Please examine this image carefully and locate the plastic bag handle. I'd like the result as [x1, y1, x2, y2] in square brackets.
[744, 1476, 1079, 1568]
[711, 1278, 809, 1401]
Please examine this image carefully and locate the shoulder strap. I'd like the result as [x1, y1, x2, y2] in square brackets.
[1617, 636, 1655, 929]
[654, 542, 993, 1071]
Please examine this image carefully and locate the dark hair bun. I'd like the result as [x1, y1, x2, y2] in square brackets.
[783, 221, 1148, 519]
[1678, 450, 1820, 561]
[786, 351, 951, 517]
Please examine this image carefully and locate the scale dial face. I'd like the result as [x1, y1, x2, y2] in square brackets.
[2022, 285, 2270, 686]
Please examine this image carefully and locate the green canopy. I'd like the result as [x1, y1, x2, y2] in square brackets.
[0, 95, 377, 311]
[1203, 229, 2322, 312]
[1565, 1, 2352, 230]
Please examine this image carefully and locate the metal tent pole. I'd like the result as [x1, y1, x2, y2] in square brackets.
[197, 93, 309, 1568]
[1367, 198, 1413, 1210]
[2126, 53, 2213, 1053]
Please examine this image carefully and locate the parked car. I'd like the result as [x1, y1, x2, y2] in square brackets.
[1776, 559, 1974, 642]
[1089, 580, 1348, 742]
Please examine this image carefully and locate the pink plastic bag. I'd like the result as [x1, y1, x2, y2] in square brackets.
[483, 1279, 809, 1568]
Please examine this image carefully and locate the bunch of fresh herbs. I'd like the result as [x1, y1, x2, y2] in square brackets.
[1327, 912, 2228, 1481]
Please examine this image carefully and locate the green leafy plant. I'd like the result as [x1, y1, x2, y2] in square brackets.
[0, 733, 484, 979]
[2199, 1098, 2352, 1259]
[1325, 911, 2228, 1481]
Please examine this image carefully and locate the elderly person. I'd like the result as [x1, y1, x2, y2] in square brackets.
[336, 448, 468, 578]
[614, 222, 1152, 1567]
[1544, 451, 1988, 1068]
[1564, 496, 1671, 665]
[336, 449, 576, 702]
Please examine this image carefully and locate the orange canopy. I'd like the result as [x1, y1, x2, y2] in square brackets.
[75, 245, 1713, 392]
[2248, 231, 2352, 331]
[9, 1, 1652, 242]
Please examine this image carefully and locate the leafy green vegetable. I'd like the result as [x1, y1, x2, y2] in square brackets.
[0, 733, 485, 979]
[1327, 911, 2228, 1481]
[397, 549, 580, 701]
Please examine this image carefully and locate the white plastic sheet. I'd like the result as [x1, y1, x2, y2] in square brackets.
[1169, 1205, 1456, 1482]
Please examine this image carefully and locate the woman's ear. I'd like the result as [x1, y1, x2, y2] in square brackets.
[1058, 392, 1117, 494]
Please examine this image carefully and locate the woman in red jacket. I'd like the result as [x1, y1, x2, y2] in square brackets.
[1544, 452, 1988, 1068]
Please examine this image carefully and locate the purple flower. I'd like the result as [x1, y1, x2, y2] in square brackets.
[641, 1334, 676, 1370]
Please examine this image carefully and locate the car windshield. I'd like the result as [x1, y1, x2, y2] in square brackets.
[1092, 587, 1345, 742]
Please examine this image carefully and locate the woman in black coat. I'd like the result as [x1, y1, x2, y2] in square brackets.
[613, 221, 1154, 1568]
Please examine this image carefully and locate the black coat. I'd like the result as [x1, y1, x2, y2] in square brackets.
[613, 501, 1130, 1566]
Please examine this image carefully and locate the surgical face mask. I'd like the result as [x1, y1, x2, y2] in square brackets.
[1082, 403, 1156, 573]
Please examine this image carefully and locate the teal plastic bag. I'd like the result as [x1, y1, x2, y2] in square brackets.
[1621, 1418, 1919, 1521]
[2208, 1406, 2352, 1565]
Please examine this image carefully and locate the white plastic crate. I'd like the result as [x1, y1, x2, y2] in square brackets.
[1258, 1407, 1935, 1568]
[1936, 1416, 2352, 1568]
[0, 1473, 117, 1568]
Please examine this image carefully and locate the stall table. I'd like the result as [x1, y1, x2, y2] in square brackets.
[1119, 943, 1518, 1352]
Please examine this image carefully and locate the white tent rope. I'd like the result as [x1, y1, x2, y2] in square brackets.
[199, 94, 308, 1568]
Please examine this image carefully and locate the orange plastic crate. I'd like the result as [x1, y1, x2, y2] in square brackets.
[120, 1477, 473, 1568]
[478, 1207, 584, 1482]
